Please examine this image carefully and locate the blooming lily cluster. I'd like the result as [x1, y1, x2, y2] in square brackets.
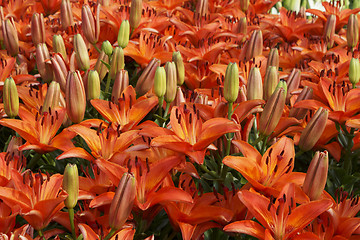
[0, 0, 360, 239]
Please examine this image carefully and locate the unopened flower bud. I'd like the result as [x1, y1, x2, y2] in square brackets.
[259, 81, 287, 136]
[82, 4, 100, 45]
[323, 14, 336, 49]
[117, 20, 130, 49]
[237, 17, 247, 42]
[174, 86, 185, 106]
[135, 58, 160, 96]
[129, 0, 142, 30]
[299, 107, 328, 152]
[283, 0, 301, 12]
[112, 70, 129, 103]
[3, 77, 19, 118]
[240, 0, 249, 12]
[36, 43, 53, 83]
[347, 14, 359, 49]
[263, 66, 279, 101]
[2, 19, 19, 56]
[63, 163, 79, 209]
[73, 34, 90, 71]
[267, 48, 279, 69]
[60, 0, 74, 29]
[289, 86, 313, 120]
[349, 57, 360, 86]
[42, 81, 60, 114]
[247, 67, 263, 100]
[246, 30, 263, 61]
[286, 68, 301, 103]
[172, 51, 185, 86]
[31, 13, 45, 46]
[87, 70, 100, 100]
[164, 62, 177, 103]
[94, 50, 109, 81]
[303, 151, 328, 200]
[109, 173, 136, 230]
[102, 40, 113, 56]
[53, 35, 68, 62]
[109, 47, 124, 80]
[65, 71, 86, 123]
[224, 62, 239, 103]
[51, 53, 68, 92]
[154, 66, 166, 98]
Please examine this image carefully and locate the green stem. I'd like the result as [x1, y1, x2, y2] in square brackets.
[103, 228, 117, 240]
[68, 208, 76, 240]
[93, 43, 101, 53]
[260, 135, 269, 155]
[220, 102, 233, 180]
[200, 164, 219, 179]
[38, 229, 44, 239]
[27, 153, 43, 169]
[105, 73, 112, 94]
[163, 102, 171, 118]
[295, 150, 304, 158]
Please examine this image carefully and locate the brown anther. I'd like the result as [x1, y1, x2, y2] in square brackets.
[288, 205, 292, 215]
[109, 101, 112, 109]
[283, 194, 286, 202]
[146, 158, 150, 173]
[276, 205, 280, 216]
[178, 114, 182, 124]
[267, 201, 272, 211]
[266, 156, 269, 165]
[51, 116, 54, 125]
[41, 116, 45, 126]
[285, 165, 291, 174]
[35, 112, 39, 121]
[189, 113, 192, 124]
[36, 91, 39, 99]
[287, 158, 293, 166]
[29, 89, 33, 97]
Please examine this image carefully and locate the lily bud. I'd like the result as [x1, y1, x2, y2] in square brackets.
[172, 51, 185, 86]
[42, 81, 60, 114]
[53, 35, 68, 62]
[109, 173, 136, 230]
[299, 107, 328, 152]
[129, 0, 142, 30]
[94, 50, 109, 81]
[63, 163, 79, 209]
[263, 66, 279, 101]
[323, 14, 336, 49]
[174, 86, 185, 106]
[303, 151, 328, 200]
[102, 40, 113, 56]
[31, 13, 45, 46]
[87, 70, 100, 100]
[154, 66, 166, 98]
[51, 53, 68, 92]
[73, 34, 90, 71]
[117, 20, 130, 49]
[112, 70, 129, 103]
[36, 43, 53, 83]
[266, 48, 279, 69]
[2, 19, 19, 56]
[135, 58, 160, 96]
[240, 0, 249, 12]
[289, 86, 313, 120]
[60, 0, 74, 29]
[224, 62, 239, 103]
[65, 71, 86, 123]
[237, 17, 247, 42]
[347, 14, 358, 49]
[164, 61, 177, 103]
[286, 68, 301, 103]
[349, 58, 360, 86]
[247, 67, 263, 100]
[3, 77, 19, 118]
[0, 7, 4, 43]
[82, 4, 100, 45]
[246, 30, 263, 61]
[259, 81, 287, 136]
[109, 47, 124, 80]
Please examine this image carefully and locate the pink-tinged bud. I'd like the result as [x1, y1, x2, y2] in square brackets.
[117, 20, 130, 49]
[153, 66, 166, 98]
[109, 173, 136, 230]
[3, 77, 19, 118]
[135, 58, 160, 96]
[60, 0, 74, 29]
[87, 70, 100, 100]
[109, 47, 124, 80]
[129, 0, 142, 30]
[53, 35, 68, 62]
[42, 81, 60, 114]
[51, 53, 68, 92]
[240, 0, 249, 12]
[246, 30, 263, 61]
[266, 48, 279, 69]
[82, 4, 100, 45]
[224, 62, 239, 103]
[65, 71, 86, 123]
[247, 67, 263, 100]
[2, 19, 19, 56]
[31, 13, 45, 46]
[94, 50, 109, 81]
[112, 70, 129, 103]
[303, 151, 328, 200]
[263, 66, 279, 101]
[174, 86, 186, 106]
[73, 34, 90, 71]
[323, 14, 336, 49]
[289, 86, 313, 120]
[63, 163, 79, 209]
[36, 43, 53, 83]
[259, 81, 287, 136]
[172, 51, 185, 86]
[299, 107, 328, 152]
[347, 14, 359, 49]
[286, 68, 301, 103]
[164, 61, 177, 103]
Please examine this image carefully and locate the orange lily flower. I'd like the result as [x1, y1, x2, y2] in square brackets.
[151, 105, 240, 164]
[224, 183, 333, 240]
[78, 223, 135, 240]
[0, 170, 67, 230]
